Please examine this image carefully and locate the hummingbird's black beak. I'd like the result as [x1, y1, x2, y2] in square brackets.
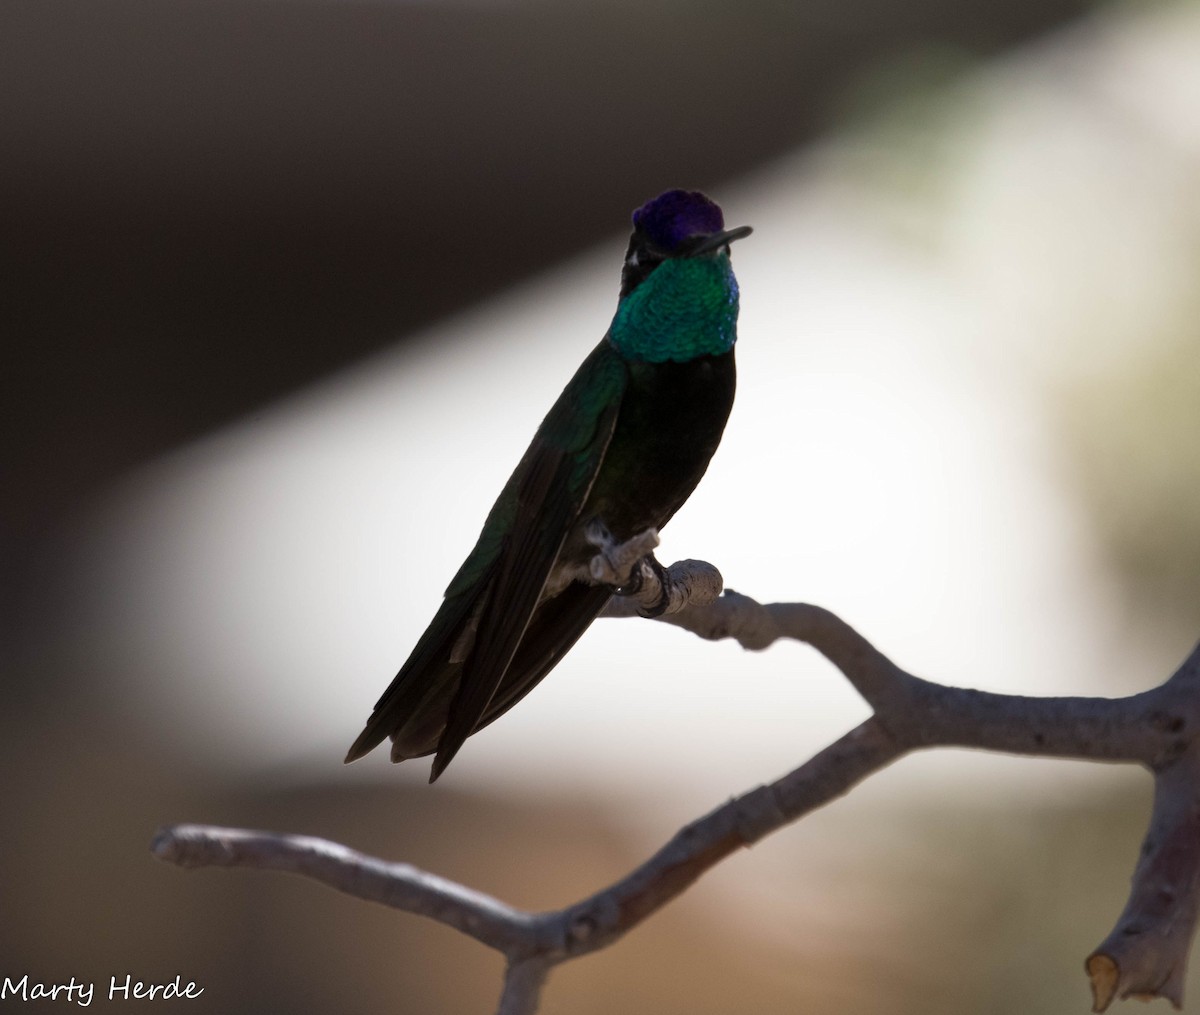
[689, 224, 753, 256]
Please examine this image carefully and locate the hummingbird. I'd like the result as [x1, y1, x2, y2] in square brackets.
[345, 189, 751, 781]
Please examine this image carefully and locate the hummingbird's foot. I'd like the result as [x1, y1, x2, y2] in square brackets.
[601, 558, 725, 619]
[585, 521, 661, 589]
[623, 554, 671, 618]
[615, 559, 645, 596]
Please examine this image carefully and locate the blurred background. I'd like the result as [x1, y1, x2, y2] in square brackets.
[4, 0, 1200, 1011]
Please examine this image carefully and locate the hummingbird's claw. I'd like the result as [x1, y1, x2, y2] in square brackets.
[615, 555, 670, 617]
[586, 522, 660, 587]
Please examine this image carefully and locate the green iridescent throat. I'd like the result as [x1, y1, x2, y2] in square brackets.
[608, 255, 740, 363]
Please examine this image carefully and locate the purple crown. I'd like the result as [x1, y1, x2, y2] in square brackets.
[632, 190, 725, 251]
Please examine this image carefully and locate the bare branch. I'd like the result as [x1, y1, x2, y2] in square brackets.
[497, 960, 550, 1015]
[153, 560, 1200, 1013]
[610, 571, 1200, 1010]
[150, 825, 537, 955]
[544, 718, 902, 957]
[1087, 748, 1200, 1012]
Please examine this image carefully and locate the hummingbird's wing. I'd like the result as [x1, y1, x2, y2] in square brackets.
[472, 580, 613, 728]
[345, 339, 627, 777]
[430, 343, 628, 778]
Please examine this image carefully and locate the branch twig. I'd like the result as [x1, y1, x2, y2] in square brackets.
[153, 557, 1200, 1014]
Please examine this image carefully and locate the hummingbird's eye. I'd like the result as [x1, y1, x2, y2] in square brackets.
[629, 249, 662, 270]
[619, 241, 665, 296]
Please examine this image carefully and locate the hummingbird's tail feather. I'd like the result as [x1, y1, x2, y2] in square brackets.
[343, 586, 485, 765]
